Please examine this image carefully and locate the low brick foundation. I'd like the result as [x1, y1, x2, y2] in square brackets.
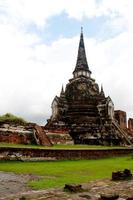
[0, 147, 133, 160]
[0, 132, 35, 144]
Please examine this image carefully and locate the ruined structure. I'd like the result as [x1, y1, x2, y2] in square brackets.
[128, 118, 133, 131]
[0, 122, 52, 146]
[46, 29, 133, 146]
[113, 112, 133, 143]
[114, 110, 127, 130]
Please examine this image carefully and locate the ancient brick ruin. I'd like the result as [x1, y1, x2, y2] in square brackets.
[46, 29, 133, 146]
[0, 122, 52, 146]
[113, 111, 133, 142]
[128, 118, 133, 131]
[114, 110, 127, 130]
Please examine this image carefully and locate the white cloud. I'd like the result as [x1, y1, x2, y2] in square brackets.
[0, 0, 133, 27]
[0, 0, 98, 25]
[0, 15, 78, 124]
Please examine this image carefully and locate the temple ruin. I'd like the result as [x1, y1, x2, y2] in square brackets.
[46, 29, 133, 146]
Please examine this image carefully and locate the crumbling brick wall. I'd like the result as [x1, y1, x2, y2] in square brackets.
[128, 118, 133, 131]
[114, 110, 127, 129]
[0, 123, 52, 146]
[0, 147, 133, 160]
[0, 131, 35, 144]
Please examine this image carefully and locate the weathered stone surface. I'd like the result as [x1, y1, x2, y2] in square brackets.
[34, 124, 52, 146]
[2, 176, 133, 200]
[100, 194, 119, 200]
[64, 184, 83, 193]
[1, 148, 133, 161]
[0, 124, 35, 144]
[0, 122, 52, 146]
[112, 169, 132, 181]
[46, 131, 73, 144]
[79, 193, 91, 199]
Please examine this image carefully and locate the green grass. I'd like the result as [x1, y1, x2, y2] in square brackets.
[52, 144, 126, 149]
[0, 143, 127, 149]
[0, 157, 132, 189]
[0, 143, 45, 149]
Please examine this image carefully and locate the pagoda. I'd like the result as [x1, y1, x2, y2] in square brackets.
[45, 29, 132, 146]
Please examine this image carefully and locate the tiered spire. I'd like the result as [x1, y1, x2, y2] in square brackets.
[60, 85, 65, 97]
[100, 85, 105, 97]
[73, 27, 91, 74]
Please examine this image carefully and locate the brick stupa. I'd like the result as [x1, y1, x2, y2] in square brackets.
[45, 29, 132, 146]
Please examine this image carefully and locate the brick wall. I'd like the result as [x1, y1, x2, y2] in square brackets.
[0, 147, 133, 160]
[0, 132, 35, 144]
[114, 110, 127, 129]
[128, 118, 133, 131]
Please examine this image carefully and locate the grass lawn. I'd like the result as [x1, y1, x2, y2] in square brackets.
[0, 157, 132, 189]
[0, 142, 127, 149]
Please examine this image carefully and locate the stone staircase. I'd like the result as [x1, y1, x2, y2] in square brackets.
[33, 124, 52, 146]
[112, 120, 132, 145]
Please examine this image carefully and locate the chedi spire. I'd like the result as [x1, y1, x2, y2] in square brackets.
[73, 27, 91, 78]
[60, 85, 65, 97]
[100, 84, 105, 97]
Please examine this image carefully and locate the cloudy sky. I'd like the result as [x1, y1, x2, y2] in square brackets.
[0, 0, 133, 125]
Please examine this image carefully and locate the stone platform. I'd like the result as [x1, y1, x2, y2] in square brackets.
[0, 147, 133, 161]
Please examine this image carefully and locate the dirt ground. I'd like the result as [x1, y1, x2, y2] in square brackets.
[1, 171, 133, 200]
[0, 171, 40, 200]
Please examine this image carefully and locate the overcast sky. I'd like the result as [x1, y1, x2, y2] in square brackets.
[0, 0, 133, 125]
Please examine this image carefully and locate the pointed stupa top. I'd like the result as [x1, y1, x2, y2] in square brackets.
[100, 84, 105, 97]
[73, 27, 91, 74]
[60, 85, 65, 97]
[61, 85, 64, 93]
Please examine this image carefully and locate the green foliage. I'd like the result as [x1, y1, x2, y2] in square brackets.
[0, 113, 27, 124]
[0, 157, 132, 189]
